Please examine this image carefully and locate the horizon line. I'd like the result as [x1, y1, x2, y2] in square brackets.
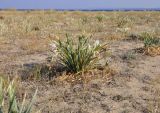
[0, 8, 160, 11]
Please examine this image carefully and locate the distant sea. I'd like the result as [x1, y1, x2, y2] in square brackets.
[1, 8, 160, 11]
[57, 8, 160, 11]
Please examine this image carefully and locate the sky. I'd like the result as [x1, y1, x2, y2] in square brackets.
[0, 0, 160, 9]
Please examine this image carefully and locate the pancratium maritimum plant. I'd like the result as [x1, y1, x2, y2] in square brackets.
[0, 77, 37, 113]
[50, 35, 107, 73]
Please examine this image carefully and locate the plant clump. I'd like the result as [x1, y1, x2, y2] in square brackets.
[96, 15, 104, 22]
[50, 35, 107, 73]
[140, 32, 160, 56]
[116, 16, 133, 28]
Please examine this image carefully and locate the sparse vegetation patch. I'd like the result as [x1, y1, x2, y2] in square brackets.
[51, 34, 107, 73]
[140, 32, 160, 56]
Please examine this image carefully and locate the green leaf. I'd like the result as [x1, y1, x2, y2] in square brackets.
[24, 89, 38, 113]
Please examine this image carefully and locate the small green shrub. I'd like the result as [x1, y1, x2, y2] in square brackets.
[116, 17, 133, 28]
[51, 35, 107, 73]
[144, 37, 160, 47]
[96, 16, 103, 22]
[0, 77, 37, 113]
[139, 32, 153, 40]
[140, 32, 160, 47]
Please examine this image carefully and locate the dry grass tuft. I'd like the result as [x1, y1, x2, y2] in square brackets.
[55, 67, 115, 85]
[144, 46, 160, 56]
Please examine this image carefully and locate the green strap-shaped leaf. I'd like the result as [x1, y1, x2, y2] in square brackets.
[24, 89, 38, 113]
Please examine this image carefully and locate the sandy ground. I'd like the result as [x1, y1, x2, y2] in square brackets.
[1, 39, 158, 113]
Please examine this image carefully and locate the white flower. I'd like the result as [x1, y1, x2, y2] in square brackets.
[50, 42, 57, 53]
[88, 44, 91, 50]
[50, 43, 56, 49]
[124, 27, 130, 32]
[94, 40, 100, 46]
